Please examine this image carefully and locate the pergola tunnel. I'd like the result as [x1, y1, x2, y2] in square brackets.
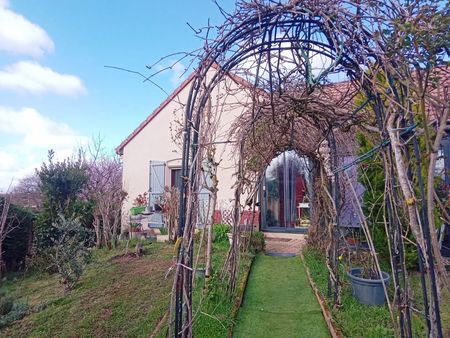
[167, 1, 450, 337]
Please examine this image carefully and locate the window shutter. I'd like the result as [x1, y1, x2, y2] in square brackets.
[196, 162, 213, 228]
[149, 160, 165, 227]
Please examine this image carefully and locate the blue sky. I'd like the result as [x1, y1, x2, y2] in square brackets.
[0, 0, 236, 190]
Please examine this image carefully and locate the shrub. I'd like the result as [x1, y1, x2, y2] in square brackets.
[213, 223, 231, 243]
[0, 296, 13, 315]
[0, 302, 28, 329]
[48, 214, 92, 291]
[357, 133, 418, 269]
[36, 150, 92, 249]
[1, 201, 34, 273]
[159, 227, 168, 235]
[241, 231, 265, 253]
[249, 231, 265, 253]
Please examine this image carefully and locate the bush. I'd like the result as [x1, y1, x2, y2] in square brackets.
[0, 296, 13, 315]
[213, 224, 231, 243]
[36, 150, 92, 249]
[357, 133, 418, 269]
[159, 227, 168, 235]
[0, 199, 35, 273]
[0, 302, 28, 329]
[249, 231, 265, 253]
[47, 214, 92, 291]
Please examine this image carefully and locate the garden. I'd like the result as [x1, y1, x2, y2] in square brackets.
[1, 1, 450, 337]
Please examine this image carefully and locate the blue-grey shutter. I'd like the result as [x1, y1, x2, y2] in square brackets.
[197, 165, 212, 228]
[149, 161, 165, 227]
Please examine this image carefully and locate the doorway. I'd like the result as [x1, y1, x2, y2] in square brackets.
[261, 151, 312, 231]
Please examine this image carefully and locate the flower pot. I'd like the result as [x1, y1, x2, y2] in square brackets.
[130, 206, 146, 216]
[347, 268, 390, 305]
[195, 268, 205, 279]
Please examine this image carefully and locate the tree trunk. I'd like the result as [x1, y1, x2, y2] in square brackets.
[426, 106, 450, 294]
[387, 114, 427, 260]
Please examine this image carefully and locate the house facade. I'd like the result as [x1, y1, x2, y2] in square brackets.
[116, 68, 365, 233]
[116, 68, 255, 231]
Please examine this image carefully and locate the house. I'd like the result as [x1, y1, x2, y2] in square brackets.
[116, 65, 450, 234]
[116, 64, 367, 233]
[116, 66, 255, 231]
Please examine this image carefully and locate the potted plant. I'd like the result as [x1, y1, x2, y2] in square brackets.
[130, 223, 142, 233]
[130, 192, 148, 215]
[346, 250, 390, 306]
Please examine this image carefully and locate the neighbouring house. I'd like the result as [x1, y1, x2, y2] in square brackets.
[116, 64, 450, 239]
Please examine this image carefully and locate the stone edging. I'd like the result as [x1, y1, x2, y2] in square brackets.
[228, 254, 256, 338]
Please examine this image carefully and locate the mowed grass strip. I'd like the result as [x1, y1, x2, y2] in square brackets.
[1, 242, 173, 338]
[233, 254, 330, 338]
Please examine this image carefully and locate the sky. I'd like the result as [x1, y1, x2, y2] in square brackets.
[0, 0, 236, 190]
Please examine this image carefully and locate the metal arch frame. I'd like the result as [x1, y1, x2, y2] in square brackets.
[171, 1, 444, 337]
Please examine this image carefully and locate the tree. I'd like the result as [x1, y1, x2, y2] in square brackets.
[36, 150, 91, 249]
[86, 155, 126, 248]
[10, 174, 42, 211]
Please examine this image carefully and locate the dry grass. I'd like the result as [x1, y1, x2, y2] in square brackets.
[0, 241, 173, 338]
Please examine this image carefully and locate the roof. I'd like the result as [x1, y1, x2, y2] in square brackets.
[115, 72, 195, 155]
[115, 63, 254, 155]
[116, 64, 450, 155]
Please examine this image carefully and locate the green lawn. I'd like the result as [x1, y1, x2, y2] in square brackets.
[233, 254, 330, 338]
[0, 237, 255, 338]
[0, 241, 173, 338]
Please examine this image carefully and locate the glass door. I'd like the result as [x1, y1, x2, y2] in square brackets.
[262, 151, 312, 230]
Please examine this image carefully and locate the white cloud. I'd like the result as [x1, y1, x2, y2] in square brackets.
[154, 60, 187, 87]
[0, 106, 89, 190]
[0, 61, 87, 96]
[169, 61, 186, 86]
[0, 1, 54, 57]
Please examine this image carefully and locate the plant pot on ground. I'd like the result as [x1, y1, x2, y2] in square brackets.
[347, 268, 390, 305]
[195, 267, 206, 279]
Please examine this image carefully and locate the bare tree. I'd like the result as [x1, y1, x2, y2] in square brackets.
[10, 174, 42, 210]
[85, 139, 127, 249]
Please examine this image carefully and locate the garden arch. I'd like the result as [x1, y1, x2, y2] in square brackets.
[168, 1, 450, 337]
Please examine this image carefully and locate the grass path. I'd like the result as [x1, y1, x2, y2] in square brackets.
[233, 254, 330, 338]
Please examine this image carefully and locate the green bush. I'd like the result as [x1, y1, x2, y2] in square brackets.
[159, 227, 168, 235]
[241, 231, 265, 253]
[48, 214, 92, 291]
[249, 231, 265, 253]
[36, 150, 92, 250]
[0, 199, 34, 273]
[213, 223, 231, 243]
[0, 296, 13, 315]
[357, 133, 418, 269]
[0, 302, 28, 329]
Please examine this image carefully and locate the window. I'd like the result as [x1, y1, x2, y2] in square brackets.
[171, 168, 183, 189]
